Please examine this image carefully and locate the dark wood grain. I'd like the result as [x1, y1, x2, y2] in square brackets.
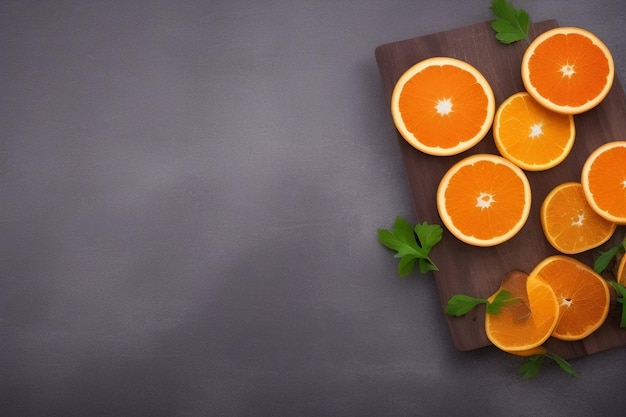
[375, 20, 626, 357]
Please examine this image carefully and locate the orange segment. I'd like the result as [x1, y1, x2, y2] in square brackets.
[391, 57, 495, 155]
[436, 154, 531, 246]
[493, 92, 575, 171]
[529, 255, 610, 341]
[540, 182, 616, 254]
[581, 141, 626, 224]
[521, 27, 614, 114]
[485, 273, 559, 352]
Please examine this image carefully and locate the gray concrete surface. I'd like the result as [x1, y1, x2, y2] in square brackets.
[1, 1, 625, 416]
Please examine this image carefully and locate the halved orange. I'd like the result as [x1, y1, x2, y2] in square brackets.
[493, 92, 575, 171]
[540, 182, 616, 254]
[521, 27, 615, 114]
[436, 154, 531, 246]
[581, 141, 626, 224]
[485, 273, 559, 352]
[391, 57, 495, 155]
[529, 255, 610, 341]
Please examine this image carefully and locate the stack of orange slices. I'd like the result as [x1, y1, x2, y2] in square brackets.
[485, 270, 559, 354]
[485, 256, 611, 354]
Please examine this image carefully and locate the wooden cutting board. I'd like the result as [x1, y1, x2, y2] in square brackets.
[375, 19, 626, 358]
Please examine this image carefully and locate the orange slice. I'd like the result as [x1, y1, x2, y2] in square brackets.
[529, 255, 610, 341]
[485, 273, 559, 352]
[493, 92, 575, 171]
[521, 27, 615, 114]
[508, 345, 549, 357]
[391, 57, 495, 155]
[581, 141, 626, 224]
[436, 154, 531, 246]
[540, 182, 616, 254]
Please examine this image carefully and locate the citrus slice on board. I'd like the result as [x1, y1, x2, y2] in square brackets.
[436, 154, 531, 246]
[485, 273, 559, 352]
[521, 27, 615, 114]
[493, 92, 575, 171]
[391, 57, 495, 155]
[529, 255, 610, 341]
[540, 182, 616, 254]
[581, 141, 626, 224]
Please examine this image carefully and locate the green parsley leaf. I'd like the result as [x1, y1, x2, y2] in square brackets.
[445, 290, 514, 316]
[445, 294, 488, 316]
[594, 245, 621, 273]
[377, 217, 442, 276]
[490, 0, 530, 44]
[547, 353, 578, 377]
[609, 281, 626, 328]
[486, 290, 514, 315]
[397, 255, 418, 277]
[417, 257, 437, 274]
[593, 237, 626, 274]
[414, 222, 443, 252]
[520, 353, 577, 379]
[415, 222, 443, 273]
[519, 354, 542, 379]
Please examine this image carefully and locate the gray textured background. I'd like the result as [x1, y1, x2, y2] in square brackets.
[2, 1, 626, 416]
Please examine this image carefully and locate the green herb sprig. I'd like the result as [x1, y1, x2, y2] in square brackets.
[377, 216, 442, 276]
[490, 0, 530, 44]
[519, 352, 578, 379]
[593, 236, 626, 274]
[592, 236, 626, 328]
[445, 290, 516, 316]
[609, 281, 626, 328]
